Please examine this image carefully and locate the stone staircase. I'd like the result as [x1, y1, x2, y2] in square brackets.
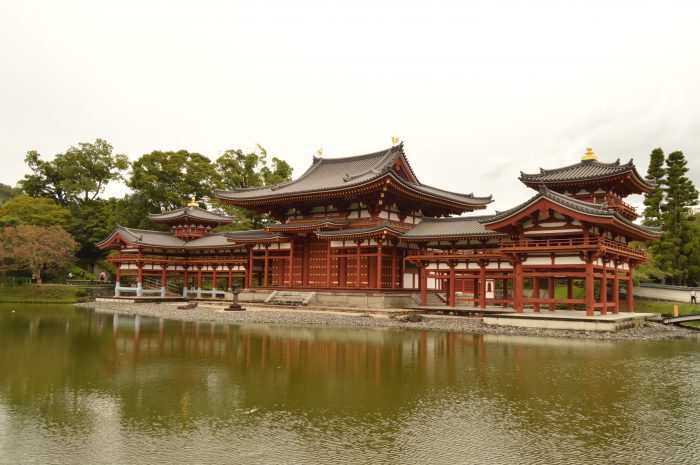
[411, 292, 447, 307]
[264, 291, 316, 307]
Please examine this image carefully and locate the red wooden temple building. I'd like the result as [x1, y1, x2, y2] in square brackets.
[98, 144, 659, 315]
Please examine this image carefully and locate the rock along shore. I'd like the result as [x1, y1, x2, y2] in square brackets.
[75, 301, 698, 341]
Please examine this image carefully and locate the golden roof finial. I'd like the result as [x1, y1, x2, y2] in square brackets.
[316, 148, 323, 158]
[582, 147, 598, 161]
[187, 196, 198, 207]
[391, 136, 399, 146]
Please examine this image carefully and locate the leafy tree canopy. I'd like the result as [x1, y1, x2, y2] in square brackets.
[127, 150, 219, 212]
[0, 195, 72, 229]
[213, 145, 293, 230]
[0, 224, 77, 285]
[0, 183, 19, 205]
[19, 139, 128, 206]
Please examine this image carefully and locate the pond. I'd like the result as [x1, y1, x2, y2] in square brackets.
[0, 304, 698, 464]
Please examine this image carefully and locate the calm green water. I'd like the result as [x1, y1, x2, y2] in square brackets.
[0, 304, 699, 465]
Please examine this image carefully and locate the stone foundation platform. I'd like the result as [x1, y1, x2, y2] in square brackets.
[484, 310, 658, 332]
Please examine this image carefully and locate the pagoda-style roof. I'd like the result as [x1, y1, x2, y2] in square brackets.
[215, 143, 492, 212]
[148, 206, 234, 225]
[314, 222, 406, 240]
[401, 216, 506, 241]
[97, 226, 186, 249]
[519, 158, 655, 195]
[482, 187, 661, 240]
[97, 226, 244, 250]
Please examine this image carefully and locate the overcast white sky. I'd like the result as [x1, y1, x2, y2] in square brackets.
[1, 0, 699, 213]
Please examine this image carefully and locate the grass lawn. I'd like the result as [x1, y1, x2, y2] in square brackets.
[0, 284, 87, 304]
[633, 300, 700, 317]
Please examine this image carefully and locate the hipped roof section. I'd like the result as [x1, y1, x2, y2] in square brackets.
[482, 186, 662, 239]
[519, 158, 655, 193]
[96, 226, 243, 250]
[148, 206, 234, 225]
[214, 143, 492, 209]
[401, 215, 506, 241]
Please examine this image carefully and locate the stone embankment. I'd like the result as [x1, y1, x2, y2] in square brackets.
[76, 301, 697, 341]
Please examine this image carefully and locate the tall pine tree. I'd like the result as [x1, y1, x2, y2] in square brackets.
[654, 151, 699, 285]
[642, 148, 665, 227]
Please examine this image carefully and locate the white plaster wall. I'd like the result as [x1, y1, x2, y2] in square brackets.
[525, 256, 552, 265]
[555, 256, 585, 265]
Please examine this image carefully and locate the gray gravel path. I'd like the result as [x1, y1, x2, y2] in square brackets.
[76, 301, 697, 341]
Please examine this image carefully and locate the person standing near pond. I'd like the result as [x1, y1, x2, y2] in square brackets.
[692, 289, 697, 304]
[98, 271, 106, 284]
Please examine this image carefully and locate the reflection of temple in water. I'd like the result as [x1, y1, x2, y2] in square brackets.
[1, 307, 665, 453]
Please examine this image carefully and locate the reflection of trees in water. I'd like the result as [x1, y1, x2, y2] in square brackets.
[0, 305, 698, 460]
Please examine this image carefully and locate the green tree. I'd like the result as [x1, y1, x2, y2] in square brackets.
[127, 150, 220, 212]
[0, 183, 19, 205]
[0, 195, 72, 229]
[0, 225, 78, 285]
[19, 139, 129, 206]
[642, 148, 665, 227]
[650, 151, 700, 285]
[214, 145, 293, 230]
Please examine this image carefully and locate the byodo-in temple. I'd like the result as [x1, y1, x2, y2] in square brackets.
[98, 143, 660, 316]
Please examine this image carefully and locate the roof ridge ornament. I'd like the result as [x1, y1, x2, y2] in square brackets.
[391, 136, 399, 146]
[581, 147, 598, 161]
[316, 148, 323, 158]
[187, 196, 198, 207]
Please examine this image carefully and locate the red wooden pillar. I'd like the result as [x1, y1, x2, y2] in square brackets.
[533, 276, 541, 312]
[263, 245, 269, 288]
[227, 267, 233, 291]
[479, 262, 486, 309]
[626, 265, 635, 312]
[160, 267, 167, 288]
[183, 268, 189, 290]
[302, 237, 310, 286]
[356, 241, 361, 288]
[391, 245, 398, 289]
[115, 267, 121, 285]
[472, 278, 478, 307]
[248, 247, 254, 288]
[513, 260, 524, 313]
[448, 263, 456, 307]
[502, 278, 508, 308]
[600, 262, 608, 316]
[212, 267, 218, 290]
[612, 265, 619, 314]
[585, 259, 595, 317]
[288, 240, 294, 287]
[326, 240, 332, 288]
[197, 267, 203, 289]
[548, 278, 555, 311]
[420, 264, 427, 306]
[567, 277, 574, 310]
[376, 239, 383, 289]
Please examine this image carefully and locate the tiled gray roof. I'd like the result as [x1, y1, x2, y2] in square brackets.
[224, 229, 290, 242]
[215, 143, 492, 207]
[519, 159, 655, 189]
[149, 206, 234, 224]
[184, 234, 241, 249]
[266, 219, 350, 231]
[314, 222, 405, 238]
[98, 226, 186, 248]
[482, 187, 661, 237]
[402, 216, 505, 239]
